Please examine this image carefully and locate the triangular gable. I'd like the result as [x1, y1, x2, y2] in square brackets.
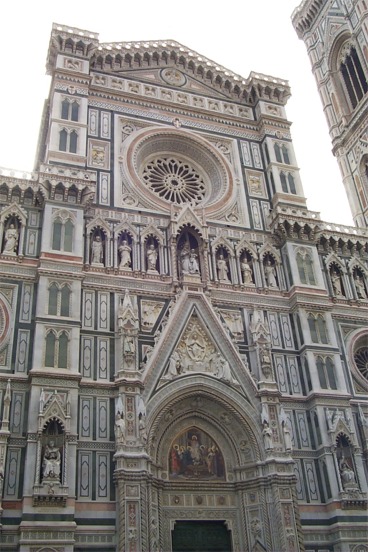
[113, 68, 234, 100]
[141, 291, 258, 405]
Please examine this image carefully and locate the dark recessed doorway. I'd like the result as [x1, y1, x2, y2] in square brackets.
[172, 520, 232, 552]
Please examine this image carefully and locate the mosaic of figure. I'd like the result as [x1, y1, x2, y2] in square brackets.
[2, 223, 18, 255]
[169, 428, 225, 479]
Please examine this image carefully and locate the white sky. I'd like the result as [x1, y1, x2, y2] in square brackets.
[0, 0, 354, 226]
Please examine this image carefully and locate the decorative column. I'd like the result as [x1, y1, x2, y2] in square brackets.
[0, 380, 11, 523]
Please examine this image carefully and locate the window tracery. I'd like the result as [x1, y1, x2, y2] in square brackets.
[45, 329, 69, 369]
[142, 157, 206, 205]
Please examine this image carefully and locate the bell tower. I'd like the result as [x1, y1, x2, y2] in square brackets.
[292, 0, 368, 227]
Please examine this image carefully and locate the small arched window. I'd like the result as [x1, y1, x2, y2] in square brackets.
[339, 44, 368, 110]
[52, 215, 74, 253]
[61, 99, 70, 120]
[288, 174, 296, 194]
[274, 143, 282, 163]
[282, 145, 290, 164]
[308, 314, 329, 344]
[45, 331, 56, 367]
[316, 356, 337, 390]
[59, 129, 68, 152]
[280, 172, 288, 193]
[45, 330, 69, 368]
[296, 250, 316, 285]
[48, 284, 59, 315]
[58, 129, 78, 154]
[71, 101, 79, 122]
[69, 131, 78, 154]
[48, 284, 71, 317]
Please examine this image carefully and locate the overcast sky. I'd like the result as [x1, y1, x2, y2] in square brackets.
[0, 0, 354, 226]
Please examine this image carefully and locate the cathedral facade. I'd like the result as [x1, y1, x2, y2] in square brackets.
[0, 4, 367, 552]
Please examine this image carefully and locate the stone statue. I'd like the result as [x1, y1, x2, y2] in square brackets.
[147, 243, 158, 272]
[241, 258, 253, 284]
[42, 440, 61, 479]
[217, 254, 230, 282]
[189, 249, 200, 274]
[180, 242, 200, 275]
[264, 260, 278, 288]
[115, 412, 125, 444]
[180, 242, 191, 274]
[123, 335, 135, 355]
[91, 235, 104, 265]
[166, 351, 182, 378]
[339, 458, 357, 488]
[282, 421, 293, 451]
[262, 422, 273, 450]
[119, 240, 132, 269]
[215, 355, 232, 383]
[138, 414, 147, 444]
[354, 274, 367, 299]
[331, 269, 343, 296]
[2, 224, 18, 255]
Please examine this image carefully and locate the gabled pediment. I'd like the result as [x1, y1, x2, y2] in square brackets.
[112, 68, 235, 101]
[141, 291, 258, 405]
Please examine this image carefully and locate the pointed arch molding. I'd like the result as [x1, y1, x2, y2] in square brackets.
[147, 380, 263, 473]
[141, 291, 258, 402]
[121, 126, 235, 216]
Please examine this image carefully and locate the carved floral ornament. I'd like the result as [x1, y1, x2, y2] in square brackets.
[121, 126, 234, 215]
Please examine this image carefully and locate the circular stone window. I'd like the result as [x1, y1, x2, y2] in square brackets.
[354, 346, 368, 380]
[122, 127, 234, 213]
[142, 157, 206, 204]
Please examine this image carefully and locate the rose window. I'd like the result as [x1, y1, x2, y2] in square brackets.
[354, 347, 368, 380]
[142, 157, 206, 204]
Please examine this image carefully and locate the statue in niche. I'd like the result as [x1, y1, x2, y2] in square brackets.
[114, 412, 126, 444]
[339, 458, 357, 488]
[91, 235, 104, 265]
[123, 335, 135, 355]
[2, 223, 18, 255]
[282, 420, 293, 451]
[169, 427, 225, 479]
[180, 241, 200, 275]
[42, 440, 61, 480]
[146, 243, 158, 272]
[262, 422, 274, 450]
[119, 240, 132, 269]
[330, 268, 343, 296]
[354, 274, 367, 299]
[241, 257, 254, 284]
[189, 249, 200, 274]
[217, 254, 230, 282]
[264, 259, 278, 288]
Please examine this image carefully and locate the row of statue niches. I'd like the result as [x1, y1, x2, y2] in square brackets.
[329, 264, 367, 299]
[90, 231, 279, 287]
